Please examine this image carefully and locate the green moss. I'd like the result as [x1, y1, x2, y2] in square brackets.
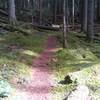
[0, 27, 47, 81]
[52, 83, 76, 94]
[0, 58, 31, 79]
[52, 31, 100, 95]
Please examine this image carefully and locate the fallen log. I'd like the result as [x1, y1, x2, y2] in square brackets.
[0, 24, 30, 35]
[76, 34, 100, 41]
[0, 19, 8, 24]
[32, 24, 60, 31]
[0, 9, 8, 16]
[32, 24, 74, 31]
[0, 15, 8, 20]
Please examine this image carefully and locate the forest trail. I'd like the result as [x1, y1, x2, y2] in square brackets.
[11, 36, 57, 100]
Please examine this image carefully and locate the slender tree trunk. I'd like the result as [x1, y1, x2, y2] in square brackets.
[30, 0, 34, 24]
[8, 0, 16, 25]
[39, 0, 42, 25]
[87, 0, 94, 42]
[83, 0, 88, 32]
[72, 0, 75, 29]
[97, 0, 100, 22]
[54, 0, 57, 24]
[66, 0, 69, 31]
[24, 0, 29, 9]
[63, 0, 68, 48]
[80, 0, 84, 31]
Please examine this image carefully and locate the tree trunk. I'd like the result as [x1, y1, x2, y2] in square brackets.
[80, 0, 84, 32]
[8, 0, 16, 25]
[97, 0, 100, 22]
[63, 0, 68, 48]
[87, 0, 94, 42]
[83, 0, 88, 33]
[54, 0, 57, 24]
[39, 0, 43, 25]
[30, 0, 34, 24]
[72, 0, 75, 29]
[79, 0, 84, 32]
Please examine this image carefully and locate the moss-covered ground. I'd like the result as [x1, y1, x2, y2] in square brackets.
[0, 24, 100, 99]
[51, 32, 100, 99]
[0, 24, 47, 83]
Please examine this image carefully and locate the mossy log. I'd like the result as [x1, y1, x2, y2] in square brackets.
[76, 34, 100, 41]
[0, 24, 29, 35]
[32, 24, 60, 31]
[0, 9, 8, 16]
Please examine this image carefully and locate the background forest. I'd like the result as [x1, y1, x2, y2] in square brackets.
[0, 0, 100, 100]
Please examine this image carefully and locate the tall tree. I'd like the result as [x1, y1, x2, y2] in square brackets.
[72, 0, 75, 29]
[97, 0, 100, 22]
[63, 0, 68, 48]
[87, 0, 94, 42]
[39, 0, 43, 25]
[80, 0, 84, 31]
[8, 0, 16, 25]
[83, 0, 88, 32]
[54, 0, 57, 24]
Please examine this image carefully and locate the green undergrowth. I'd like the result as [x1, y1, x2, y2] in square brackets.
[52, 32, 100, 96]
[53, 31, 100, 80]
[0, 27, 47, 82]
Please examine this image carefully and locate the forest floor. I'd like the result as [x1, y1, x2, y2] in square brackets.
[6, 36, 58, 100]
[0, 26, 64, 100]
[0, 23, 100, 100]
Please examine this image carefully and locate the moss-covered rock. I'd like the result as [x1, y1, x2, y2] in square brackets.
[64, 64, 100, 100]
[65, 63, 100, 85]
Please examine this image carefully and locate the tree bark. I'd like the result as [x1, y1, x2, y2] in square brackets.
[63, 0, 68, 48]
[80, 0, 84, 32]
[83, 0, 88, 33]
[72, 0, 75, 29]
[54, 0, 57, 24]
[39, 0, 43, 25]
[97, 0, 100, 22]
[8, 0, 16, 25]
[87, 0, 94, 42]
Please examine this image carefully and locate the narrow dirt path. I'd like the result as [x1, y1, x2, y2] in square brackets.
[28, 36, 57, 100]
[11, 36, 57, 100]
